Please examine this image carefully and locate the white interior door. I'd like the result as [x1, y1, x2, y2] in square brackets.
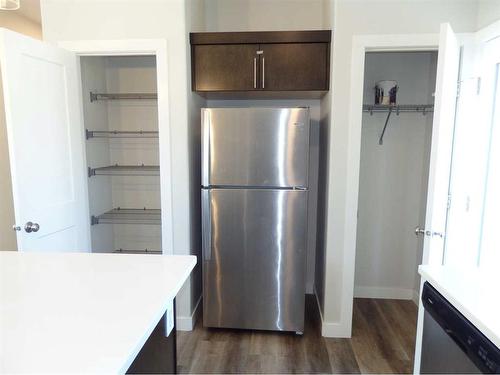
[413, 23, 461, 374]
[0, 29, 90, 252]
[421, 23, 460, 266]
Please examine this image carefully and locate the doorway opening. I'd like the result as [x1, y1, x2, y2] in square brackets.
[80, 55, 162, 255]
[352, 50, 438, 369]
[354, 51, 438, 303]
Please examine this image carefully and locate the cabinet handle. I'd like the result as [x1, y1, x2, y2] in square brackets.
[262, 57, 265, 89]
[253, 57, 257, 89]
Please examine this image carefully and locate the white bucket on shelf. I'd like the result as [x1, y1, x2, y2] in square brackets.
[374, 80, 398, 105]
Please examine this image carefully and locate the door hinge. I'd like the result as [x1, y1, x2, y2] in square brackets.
[456, 81, 461, 98]
[447, 194, 452, 210]
[476, 77, 482, 95]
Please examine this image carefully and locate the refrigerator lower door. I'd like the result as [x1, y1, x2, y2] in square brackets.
[202, 188, 307, 332]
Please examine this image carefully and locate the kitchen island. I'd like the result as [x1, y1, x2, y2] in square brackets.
[0, 251, 196, 373]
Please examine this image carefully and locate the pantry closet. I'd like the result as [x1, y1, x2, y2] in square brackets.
[354, 51, 438, 303]
[81, 55, 162, 254]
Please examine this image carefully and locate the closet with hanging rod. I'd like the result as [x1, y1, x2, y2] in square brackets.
[81, 55, 162, 255]
[354, 51, 438, 303]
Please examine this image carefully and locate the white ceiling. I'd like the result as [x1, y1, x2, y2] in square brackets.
[17, 0, 41, 25]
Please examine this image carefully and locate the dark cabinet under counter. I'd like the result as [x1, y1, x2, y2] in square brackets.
[190, 30, 331, 98]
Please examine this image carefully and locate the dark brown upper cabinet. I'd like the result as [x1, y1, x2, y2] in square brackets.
[193, 44, 260, 91]
[259, 43, 329, 91]
[190, 30, 331, 98]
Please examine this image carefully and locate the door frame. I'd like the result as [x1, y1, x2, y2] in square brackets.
[344, 31, 471, 370]
[58, 39, 174, 255]
[337, 33, 440, 339]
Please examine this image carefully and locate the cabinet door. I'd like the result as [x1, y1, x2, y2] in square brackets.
[260, 43, 329, 91]
[193, 44, 259, 91]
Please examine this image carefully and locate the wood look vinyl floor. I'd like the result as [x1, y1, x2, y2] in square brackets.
[177, 296, 418, 374]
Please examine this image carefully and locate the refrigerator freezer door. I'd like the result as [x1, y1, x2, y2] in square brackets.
[202, 108, 309, 188]
[203, 188, 308, 332]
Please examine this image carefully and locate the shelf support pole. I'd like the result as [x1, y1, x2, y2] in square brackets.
[379, 108, 393, 145]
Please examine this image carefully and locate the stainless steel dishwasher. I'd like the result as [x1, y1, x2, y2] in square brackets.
[420, 282, 500, 374]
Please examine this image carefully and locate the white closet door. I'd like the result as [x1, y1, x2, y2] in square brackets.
[0, 29, 90, 252]
[421, 23, 460, 266]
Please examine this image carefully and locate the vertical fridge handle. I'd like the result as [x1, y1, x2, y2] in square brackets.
[201, 109, 210, 186]
[261, 56, 265, 89]
[202, 189, 212, 261]
[253, 57, 257, 89]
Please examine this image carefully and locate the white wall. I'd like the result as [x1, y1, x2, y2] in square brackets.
[41, 0, 203, 328]
[204, 0, 325, 31]
[180, 0, 206, 329]
[0, 12, 41, 39]
[0, 13, 42, 251]
[354, 52, 436, 302]
[319, 0, 479, 337]
[315, 0, 335, 315]
[0, 73, 16, 251]
[477, 0, 500, 29]
[80, 56, 114, 253]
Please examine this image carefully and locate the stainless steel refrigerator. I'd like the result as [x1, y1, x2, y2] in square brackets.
[201, 107, 309, 333]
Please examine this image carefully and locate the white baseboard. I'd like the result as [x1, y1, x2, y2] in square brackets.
[176, 295, 202, 331]
[412, 290, 420, 306]
[306, 281, 314, 294]
[354, 286, 416, 300]
[313, 287, 324, 323]
[321, 320, 352, 338]
[314, 287, 352, 338]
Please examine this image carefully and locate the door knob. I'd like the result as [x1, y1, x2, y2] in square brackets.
[12, 225, 21, 231]
[24, 222, 40, 233]
[415, 226, 425, 236]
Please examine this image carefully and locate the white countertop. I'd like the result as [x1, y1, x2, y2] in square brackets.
[0, 251, 196, 374]
[419, 264, 500, 349]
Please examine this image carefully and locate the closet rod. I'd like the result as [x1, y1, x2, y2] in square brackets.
[90, 92, 158, 102]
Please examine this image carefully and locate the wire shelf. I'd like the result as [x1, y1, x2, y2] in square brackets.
[114, 248, 162, 254]
[88, 165, 160, 177]
[363, 104, 434, 115]
[86, 130, 159, 139]
[362, 104, 434, 145]
[91, 208, 161, 225]
[90, 92, 157, 102]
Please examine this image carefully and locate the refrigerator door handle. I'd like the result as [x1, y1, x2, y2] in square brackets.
[202, 109, 210, 186]
[202, 189, 212, 261]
